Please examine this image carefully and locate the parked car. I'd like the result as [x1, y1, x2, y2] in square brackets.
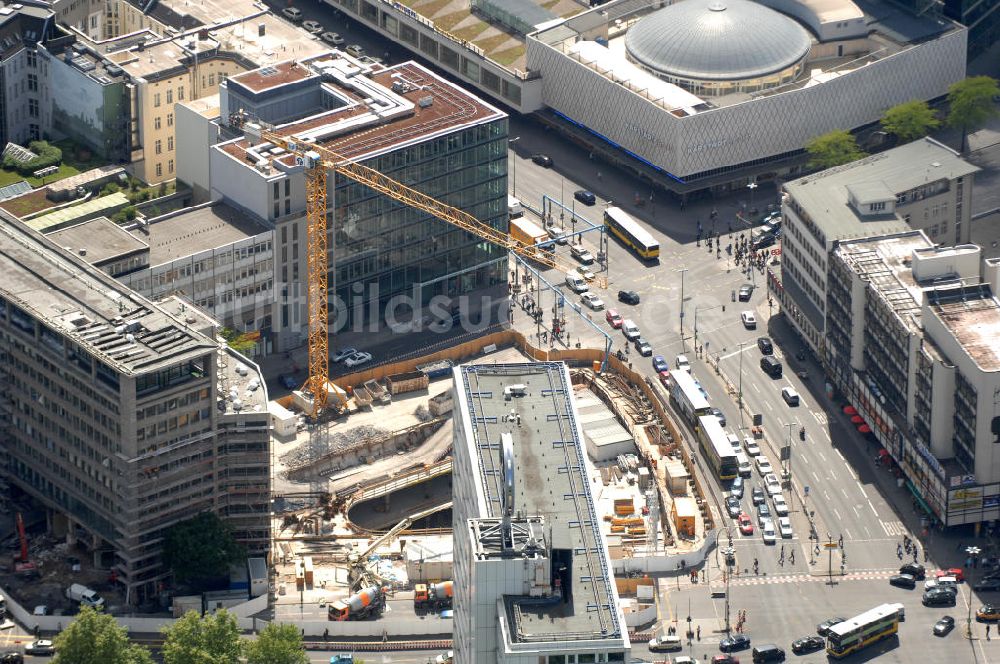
[24, 641, 55, 656]
[531, 154, 553, 167]
[764, 473, 781, 496]
[889, 574, 917, 589]
[772, 495, 788, 516]
[816, 617, 846, 637]
[781, 387, 800, 406]
[751, 486, 765, 505]
[899, 562, 926, 579]
[757, 337, 773, 355]
[346, 44, 365, 57]
[634, 337, 653, 356]
[720, 634, 751, 652]
[574, 189, 596, 205]
[726, 496, 741, 518]
[606, 309, 623, 328]
[581, 292, 604, 310]
[648, 635, 683, 652]
[777, 516, 792, 538]
[278, 374, 298, 390]
[321, 31, 345, 45]
[741, 310, 757, 329]
[618, 290, 641, 305]
[738, 512, 753, 535]
[302, 19, 323, 33]
[738, 284, 754, 301]
[933, 615, 955, 636]
[344, 351, 373, 368]
[281, 6, 303, 21]
[331, 347, 358, 363]
[790, 635, 824, 654]
[652, 355, 669, 373]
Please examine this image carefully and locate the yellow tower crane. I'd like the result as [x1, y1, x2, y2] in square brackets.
[247, 125, 605, 416]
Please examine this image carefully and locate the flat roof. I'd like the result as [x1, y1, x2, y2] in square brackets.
[26, 192, 131, 233]
[927, 284, 1000, 372]
[46, 217, 149, 265]
[229, 60, 314, 93]
[221, 58, 504, 166]
[0, 212, 217, 375]
[456, 362, 623, 645]
[785, 138, 978, 243]
[142, 204, 269, 265]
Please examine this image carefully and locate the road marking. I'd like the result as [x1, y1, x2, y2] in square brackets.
[818, 450, 827, 462]
[824, 490, 831, 501]
[859, 485, 869, 499]
[833, 508, 841, 521]
[800, 454, 809, 465]
[845, 529, 852, 539]
[834, 449, 846, 462]
[868, 499, 878, 516]
[752, 383, 760, 393]
[765, 401, 773, 411]
[864, 525, 871, 538]
[841, 487, 850, 499]
[882, 520, 905, 537]
[829, 468, 838, 480]
[812, 411, 828, 425]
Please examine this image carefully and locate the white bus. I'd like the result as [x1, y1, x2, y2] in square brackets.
[668, 369, 711, 425]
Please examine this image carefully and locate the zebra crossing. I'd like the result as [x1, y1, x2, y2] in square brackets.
[728, 569, 897, 586]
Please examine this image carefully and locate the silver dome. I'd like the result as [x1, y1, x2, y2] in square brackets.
[625, 0, 812, 82]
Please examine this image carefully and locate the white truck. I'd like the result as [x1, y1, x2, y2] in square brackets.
[66, 583, 104, 608]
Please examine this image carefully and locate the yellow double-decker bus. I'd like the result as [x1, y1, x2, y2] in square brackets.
[604, 207, 659, 260]
[826, 603, 900, 658]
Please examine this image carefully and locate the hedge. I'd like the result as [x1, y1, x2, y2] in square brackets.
[3, 141, 63, 176]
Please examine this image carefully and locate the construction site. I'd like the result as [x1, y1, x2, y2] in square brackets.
[265, 331, 716, 638]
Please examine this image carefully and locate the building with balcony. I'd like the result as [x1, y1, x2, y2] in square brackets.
[0, 211, 270, 603]
[451, 362, 629, 664]
[774, 137, 979, 352]
[182, 52, 509, 352]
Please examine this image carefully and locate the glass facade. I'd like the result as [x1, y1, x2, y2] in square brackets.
[330, 118, 509, 329]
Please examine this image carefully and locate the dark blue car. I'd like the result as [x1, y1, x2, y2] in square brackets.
[652, 355, 669, 373]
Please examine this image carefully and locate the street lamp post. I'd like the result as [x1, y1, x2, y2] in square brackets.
[967, 545, 982, 637]
[737, 342, 746, 425]
[509, 136, 520, 197]
[677, 268, 689, 342]
[747, 180, 758, 212]
[693, 304, 723, 349]
[782, 422, 798, 494]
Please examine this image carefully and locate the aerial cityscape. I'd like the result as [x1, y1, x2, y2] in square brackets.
[0, 0, 998, 662]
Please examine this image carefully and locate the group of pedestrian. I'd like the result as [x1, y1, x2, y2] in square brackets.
[734, 235, 768, 273]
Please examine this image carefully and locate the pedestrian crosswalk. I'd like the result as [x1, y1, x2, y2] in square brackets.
[728, 569, 897, 586]
[881, 520, 907, 537]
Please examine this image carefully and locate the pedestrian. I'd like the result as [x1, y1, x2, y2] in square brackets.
[323, 628, 329, 641]
[790, 550, 795, 564]
[697, 625, 701, 640]
[988, 624, 992, 640]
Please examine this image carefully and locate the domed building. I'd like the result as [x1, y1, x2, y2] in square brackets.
[625, 0, 813, 97]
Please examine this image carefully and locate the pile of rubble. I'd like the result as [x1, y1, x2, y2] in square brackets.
[279, 425, 387, 469]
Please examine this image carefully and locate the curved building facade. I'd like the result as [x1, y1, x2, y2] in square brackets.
[625, 0, 812, 96]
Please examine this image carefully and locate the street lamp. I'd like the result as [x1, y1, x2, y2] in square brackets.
[782, 422, 798, 493]
[509, 136, 520, 197]
[694, 304, 723, 350]
[736, 342, 746, 425]
[747, 180, 758, 212]
[677, 268, 689, 342]
[967, 545, 982, 638]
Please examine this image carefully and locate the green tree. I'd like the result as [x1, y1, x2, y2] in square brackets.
[53, 605, 154, 664]
[245, 623, 308, 664]
[805, 129, 865, 170]
[162, 512, 244, 586]
[219, 327, 259, 355]
[161, 610, 242, 664]
[880, 100, 940, 143]
[947, 75, 1000, 152]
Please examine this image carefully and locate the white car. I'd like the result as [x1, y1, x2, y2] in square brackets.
[772, 494, 789, 515]
[580, 292, 605, 310]
[648, 635, 683, 652]
[781, 386, 800, 406]
[331, 347, 357, 363]
[344, 351, 373, 368]
[25, 639, 55, 655]
[756, 456, 774, 476]
[622, 319, 640, 340]
[761, 518, 776, 544]
[676, 354, 691, 371]
[727, 432, 741, 452]
[743, 437, 761, 457]
[741, 310, 757, 329]
[925, 576, 958, 591]
[778, 516, 793, 538]
[578, 266, 597, 281]
[546, 223, 568, 244]
[764, 473, 782, 496]
[434, 651, 454, 664]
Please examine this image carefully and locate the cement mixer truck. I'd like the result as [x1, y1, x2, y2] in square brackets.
[414, 580, 453, 609]
[328, 585, 386, 621]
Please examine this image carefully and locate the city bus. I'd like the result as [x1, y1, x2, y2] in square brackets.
[696, 415, 738, 482]
[604, 207, 660, 260]
[826, 603, 900, 659]
[667, 369, 712, 426]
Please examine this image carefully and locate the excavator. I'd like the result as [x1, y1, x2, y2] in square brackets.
[13, 513, 38, 578]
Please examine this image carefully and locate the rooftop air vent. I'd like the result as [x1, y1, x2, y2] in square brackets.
[418, 96, 433, 108]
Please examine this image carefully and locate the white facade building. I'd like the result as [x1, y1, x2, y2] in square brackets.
[452, 362, 629, 664]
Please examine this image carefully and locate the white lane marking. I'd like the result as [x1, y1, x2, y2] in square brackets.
[765, 402, 773, 411]
[868, 499, 878, 517]
[842, 488, 850, 499]
[835, 449, 846, 462]
[864, 525, 871, 538]
[829, 468, 838, 480]
[833, 508, 842, 522]
[818, 450, 827, 462]
[812, 471, 820, 482]
[859, 485, 869, 499]
[800, 454, 809, 466]
[752, 383, 761, 393]
[824, 490, 831, 501]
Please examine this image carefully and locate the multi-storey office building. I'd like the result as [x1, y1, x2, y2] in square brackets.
[774, 138, 979, 352]
[452, 362, 629, 664]
[824, 232, 1000, 527]
[0, 211, 270, 603]
[185, 53, 509, 352]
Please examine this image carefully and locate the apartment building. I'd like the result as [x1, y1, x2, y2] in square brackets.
[0, 6, 55, 148]
[186, 53, 509, 352]
[773, 138, 979, 352]
[452, 362, 629, 664]
[0, 211, 270, 603]
[825, 230, 1000, 528]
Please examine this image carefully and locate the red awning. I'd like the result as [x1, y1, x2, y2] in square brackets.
[878, 448, 890, 457]
[844, 406, 858, 415]
[858, 425, 872, 434]
[850, 415, 864, 424]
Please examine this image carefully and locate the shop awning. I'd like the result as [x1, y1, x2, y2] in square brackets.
[858, 424, 872, 433]
[907, 480, 934, 517]
[851, 415, 864, 424]
[844, 406, 858, 415]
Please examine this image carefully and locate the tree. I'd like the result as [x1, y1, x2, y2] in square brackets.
[880, 100, 940, 143]
[162, 512, 244, 586]
[161, 610, 242, 664]
[805, 129, 865, 170]
[53, 605, 154, 664]
[245, 623, 308, 664]
[219, 327, 259, 355]
[947, 75, 1000, 152]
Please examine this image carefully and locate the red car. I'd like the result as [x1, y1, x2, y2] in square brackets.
[937, 568, 965, 582]
[738, 512, 753, 535]
[658, 370, 671, 387]
[713, 655, 739, 664]
[606, 308, 623, 328]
